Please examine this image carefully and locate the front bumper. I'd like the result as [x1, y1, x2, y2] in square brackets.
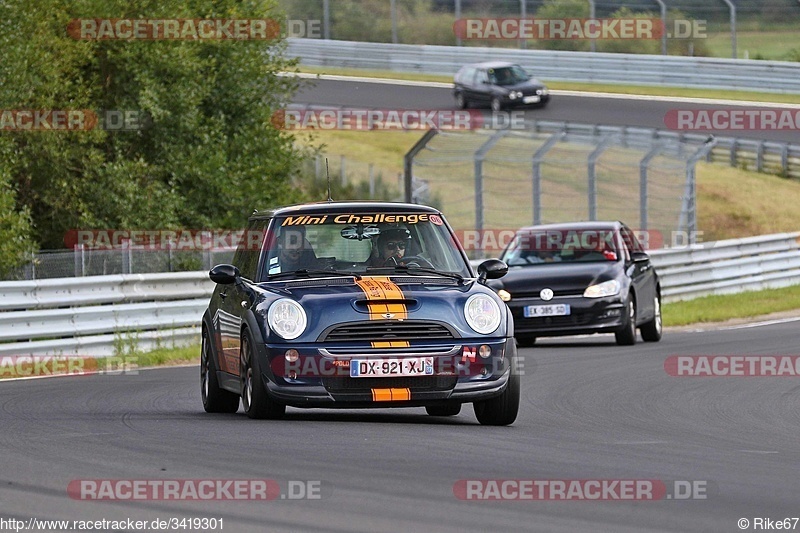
[508, 295, 626, 337]
[505, 94, 550, 107]
[256, 338, 516, 408]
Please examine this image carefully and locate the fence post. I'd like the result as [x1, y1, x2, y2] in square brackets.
[639, 144, 664, 232]
[369, 164, 375, 198]
[473, 130, 509, 255]
[587, 136, 616, 221]
[455, 0, 462, 46]
[531, 132, 565, 225]
[404, 129, 438, 203]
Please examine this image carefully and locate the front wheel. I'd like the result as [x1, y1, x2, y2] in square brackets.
[640, 293, 662, 342]
[473, 370, 520, 426]
[455, 92, 468, 109]
[241, 331, 285, 420]
[615, 296, 637, 346]
[490, 96, 503, 113]
[515, 335, 536, 347]
[201, 330, 239, 413]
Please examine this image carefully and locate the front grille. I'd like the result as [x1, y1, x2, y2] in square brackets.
[322, 375, 457, 392]
[321, 320, 457, 342]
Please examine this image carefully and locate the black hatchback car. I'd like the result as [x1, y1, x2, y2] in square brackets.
[201, 202, 519, 425]
[453, 61, 550, 112]
[490, 222, 662, 346]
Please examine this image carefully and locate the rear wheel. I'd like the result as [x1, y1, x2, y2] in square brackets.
[201, 330, 239, 414]
[615, 296, 637, 346]
[426, 404, 462, 417]
[241, 331, 285, 420]
[490, 96, 503, 112]
[473, 368, 520, 426]
[640, 293, 663, 342]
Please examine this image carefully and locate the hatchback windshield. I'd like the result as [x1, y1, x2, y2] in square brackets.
[261, 212, 471, 279]
[488, 65, 530, 86]
[501, 228, 620, 266]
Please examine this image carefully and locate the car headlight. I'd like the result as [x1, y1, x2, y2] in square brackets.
[268, 298, 307, 340]
[583, 280, 620, 298]
[509, 92, 517, 100]
[464, 294, 502, 335]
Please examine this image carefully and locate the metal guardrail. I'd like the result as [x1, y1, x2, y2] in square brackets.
[0, 272, 213, 357]
[650, 232, 800, 301]
[287, 38, 800, 94]
[2, 232, 799, 356]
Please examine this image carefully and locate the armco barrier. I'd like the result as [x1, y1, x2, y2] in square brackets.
[2, 232, 799, 357]
[287, 38, 800, 94]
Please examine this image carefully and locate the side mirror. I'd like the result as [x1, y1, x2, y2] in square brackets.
[631, 252, 650, 263]
[477, 259, 508, 281]
[209, 264, 240, 285]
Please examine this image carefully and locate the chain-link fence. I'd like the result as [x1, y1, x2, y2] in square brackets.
[10, 247, 236, 281]
[406, 123, 716, 257]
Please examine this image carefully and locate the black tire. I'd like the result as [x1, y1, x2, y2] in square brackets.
[473, 366, 520, 426]
[201, 330, 240, 413]
[515, 335, 536, 347]
[425, 404, 462, 417]
[455, 92, 468, 109]
[640, 292, 663, 342]
[490, 96, 503, 113]
[615, 296, 637, 346]
[241, 330, 285, 420]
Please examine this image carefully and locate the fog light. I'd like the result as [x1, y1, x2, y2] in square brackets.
[479, 345, 492, 359]
[480, 367, 488, 376]
[288, 370, 297, 380]
[285, 349, 299, 363]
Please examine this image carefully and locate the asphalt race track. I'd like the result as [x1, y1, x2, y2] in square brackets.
[2, 320, 800, 532]
[293, 77, 799, 144]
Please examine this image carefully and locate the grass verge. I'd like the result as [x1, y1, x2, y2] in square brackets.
[296, 65, 800, 104]
[663, 285, 800, 327]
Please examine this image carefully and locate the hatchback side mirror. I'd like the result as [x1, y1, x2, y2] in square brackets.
[631, 252, 650, 263]
[477, 259, 508, 281]
[209, 264, 240, 285]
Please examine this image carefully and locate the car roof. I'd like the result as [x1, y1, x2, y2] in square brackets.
[462, 61, 518, 70]
[515, 221, 624, 232]
[249, 201, 441, 221]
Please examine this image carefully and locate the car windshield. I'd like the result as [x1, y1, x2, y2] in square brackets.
[501, 228, 620, 266]
[260, 211, 471, 280]
[488, 65, 530, 86]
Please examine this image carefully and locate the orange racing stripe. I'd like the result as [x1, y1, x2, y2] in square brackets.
[355, 277, 410, 348]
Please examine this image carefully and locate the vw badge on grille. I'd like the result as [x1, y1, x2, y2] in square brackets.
[539, 288, 554, 301]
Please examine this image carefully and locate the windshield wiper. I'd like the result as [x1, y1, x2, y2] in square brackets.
[366, 265, 464, 282]
[267, 269, 362, 280]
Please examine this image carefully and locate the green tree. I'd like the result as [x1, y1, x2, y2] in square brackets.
[0, 0, 306, 249]
[534, 0, 591, 52]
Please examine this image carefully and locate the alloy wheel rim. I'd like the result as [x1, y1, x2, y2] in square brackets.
[201, 338, 209, 399]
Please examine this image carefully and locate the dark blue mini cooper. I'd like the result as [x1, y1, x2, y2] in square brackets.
[201, 202, 519, 425]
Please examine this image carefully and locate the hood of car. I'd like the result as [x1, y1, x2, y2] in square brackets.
[500, 78, 546, 92]
[491, 262, 622, 297]
[252, 276, 507, 342]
